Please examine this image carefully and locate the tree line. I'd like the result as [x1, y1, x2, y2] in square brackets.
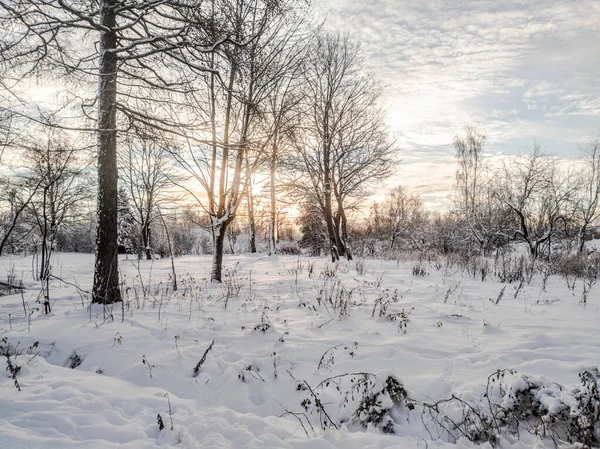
[297, 128, 599, 261]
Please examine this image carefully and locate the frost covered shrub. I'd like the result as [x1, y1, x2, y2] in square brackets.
[197, 233, 212, 255]
[56, 221, 95, 253]
[421, 395, 496, 444]
[315, 278, 353, 317]
[355, 259, 366, 275]
[569, 371, 600, 448]
[278, 242, 300, 255]
[487, 369, 600, 448]
[553, 253, 600, 282]
[371, 289, 399, 318]
[1, 338, 22, 391]
[495, 255, 536, 284]
[353, 375, 407, 434]
[411, 262, 427, 276]
[299, 371, 407, 434]
[1, 338, 40, 391]
[417, 369, 600, 448]
[319, 263, 339, 279]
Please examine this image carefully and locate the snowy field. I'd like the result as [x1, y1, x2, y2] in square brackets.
[0, 252, 598, 448]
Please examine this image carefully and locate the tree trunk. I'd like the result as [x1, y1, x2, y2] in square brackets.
[268, 159, 277, 255]
[578, 226, 587, 253]
[247, 189, 256, 253]
[529, 242, 537, 259]
[332, 212, 347, 258]
[92, 0, 121, 304]
[143, 222, 151, 260]
[339, 206, 352, 261]
[323, 199, 339, 262]
[158, 207, 177, 291]
[211, 221, 228, 282]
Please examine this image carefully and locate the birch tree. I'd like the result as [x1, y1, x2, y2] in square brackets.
[453, 126, 509, 255]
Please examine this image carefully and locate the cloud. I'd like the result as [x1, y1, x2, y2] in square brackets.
[523, 75, 600, 117]
[314, 0, 600, 207]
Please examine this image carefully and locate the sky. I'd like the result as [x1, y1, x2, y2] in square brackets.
[314, 0, 600, 208]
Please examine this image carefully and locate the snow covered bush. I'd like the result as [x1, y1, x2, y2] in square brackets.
[352, 374, 407, 434]
[1, 337, 22, 391]
[298, 371, 407, 434]
[486, 369, 600, 448]
[568, 370, 600, 448]
[278, 242, 300, 255]
[416, 368, 600, 447]
[1, 338, 41, 391]
[411, 262, 427, 276]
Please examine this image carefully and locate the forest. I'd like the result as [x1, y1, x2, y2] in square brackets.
[0, 0, 599, 448]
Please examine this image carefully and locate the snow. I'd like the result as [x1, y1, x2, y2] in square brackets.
[0, 252, 598, 448]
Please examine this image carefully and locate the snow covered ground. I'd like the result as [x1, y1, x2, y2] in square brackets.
[0, 252, 598, 448]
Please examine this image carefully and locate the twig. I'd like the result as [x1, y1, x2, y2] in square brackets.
[303, 380, 339, 430]
[165, 392, 174, 431]
[317, 319, 334, 329]
[275, 399, 314, 436]
[193, 339, 214, 377]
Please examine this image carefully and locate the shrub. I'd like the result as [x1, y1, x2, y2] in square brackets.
[278, 242, 300, 255]
[412, 262, 427, 276]
[353, 375, 407, 434]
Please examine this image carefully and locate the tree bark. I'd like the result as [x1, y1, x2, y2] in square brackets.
[323, 141, 340, 261]
[268, 157, 277, 255]
[332, 211, 347, 258]
[339, 206, 352, 260]
[157, 207, 177, 291]
[247, 189, 257, 253]
[578, 226, 587, 253]
[143, 222, 151, 260]
[211, 221, 228, 283]
[323, 199, 339, 262]
[92, 0, 121, 304]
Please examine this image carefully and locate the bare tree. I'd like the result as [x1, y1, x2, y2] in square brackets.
[156, 205, 177, 290]
[264, 84, 299, 255]
[21, 132, 93, 312]
[373, 186, 424, 253]
[0, 172, 46, 256]
[288, 32, 395, 261]
[453, 126, 486, 254]
[453, 126, 509, 255]
[0, 110, 42, 255]
[0, 109, 17, 163]
[253, 14, 311, 255]
[119, 137, 175, 260]
[330, 86, 396, 260]
[497, 145, 575, 258]
[573, 134, 600, 253]
[173, 0, 308, 280]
